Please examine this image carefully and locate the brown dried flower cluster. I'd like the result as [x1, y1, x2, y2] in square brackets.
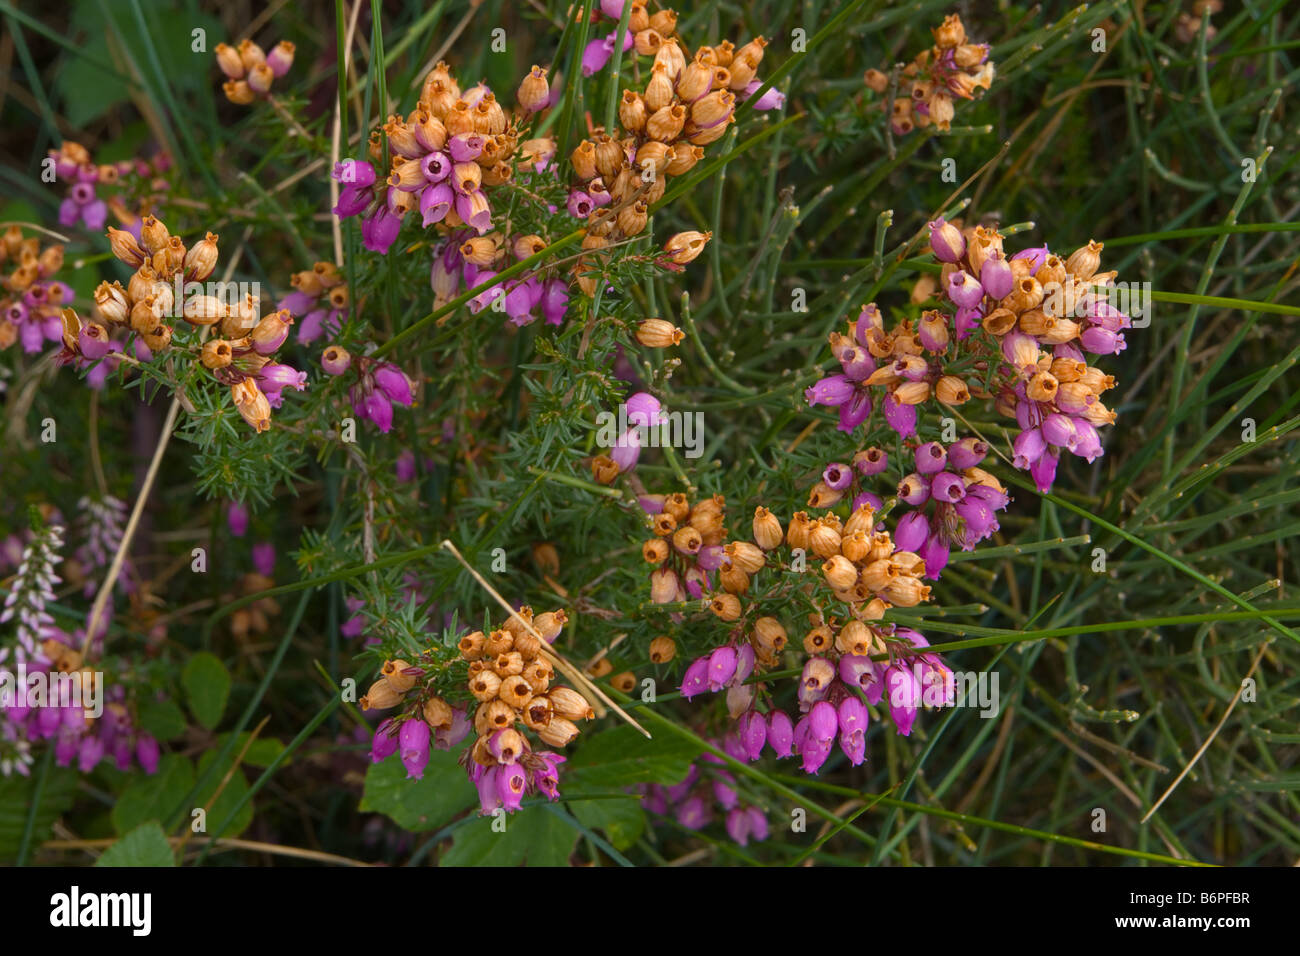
[864, 14, 994, 135]
[457, 606, 594, 766]
[0, 227, 67, 352]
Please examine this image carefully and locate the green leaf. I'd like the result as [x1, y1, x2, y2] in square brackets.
[0, 767, 78, 863]
[441, 804, 577, 866]
[111, 754, 195, 836]
[54, 34, 131, 127]
[214, 732, 287, 769]
[359, 749, 477, 831]
[568, 796, 646, 851]
[195, 749, 253, 838]
[95, 822, 175, 867]
[181, 652, 230, 730]
[137, 698, 188, 741]
[564, 725, 702, 790]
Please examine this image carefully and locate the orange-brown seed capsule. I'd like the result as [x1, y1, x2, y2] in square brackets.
[458, 630, 486, 660]
[803, 626, 834, 655]
[636, 318, 684, 348]
[498, 675, 533, 709]
[643, 538, 669, 564]
[468, 669, 502, 702]
[107, 227, 146, 268]
[710, 592, 742, 621]
[423, 696, 453, 729]
[752, 506, 783, 550]
[663, 230, 711, 264]
[725, 540, 766, 574]
[822, 555, 859, 591]
[538, 716, 580, 747]
[484, 628, 515, 657]
[548, 687, 595, 721]
[516, 65, 550, 113]
[648, 636, 676, 663]
[360, 678, 402, 711]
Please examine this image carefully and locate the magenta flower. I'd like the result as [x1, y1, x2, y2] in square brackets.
[767, 711, 794, 757]
[884, 664, 921, 736]
[370, 719, 398, 763]
[837, 697, 868, 766]
[398, 719, 431, 779]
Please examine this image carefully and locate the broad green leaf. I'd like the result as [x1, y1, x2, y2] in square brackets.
[54, 35, 131, 127]
[111, 754, 194, 835]
[359, 749, 476, 831]
[441, 804, 577, 866]
[181, 652, 230, 730]
[137, 698, 187, 741]
[564, 725, 701, 790]
[569, 796, 646, 851]
[95, 822, 175, 867]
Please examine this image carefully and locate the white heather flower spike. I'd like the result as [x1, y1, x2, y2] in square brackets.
[0, 521, 64, 664]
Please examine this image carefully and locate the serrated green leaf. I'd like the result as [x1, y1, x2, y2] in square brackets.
[95, 822, 175, 867]
[111, 754, 194, 836]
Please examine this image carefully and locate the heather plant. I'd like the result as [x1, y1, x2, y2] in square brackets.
[0, 0, 1297, 873]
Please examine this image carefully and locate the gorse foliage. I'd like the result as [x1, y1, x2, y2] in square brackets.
[0, 0, 1297, 868]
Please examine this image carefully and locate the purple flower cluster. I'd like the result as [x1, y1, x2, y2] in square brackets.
[469, 748, 567, 813]
[928, 221, 1127, 492]
[1, 668, 160, 777]
[368, 710, 472, 780]
[73, 495, 133, 598]
[429, 237, 570, 327]
[3, 275, 73, 357]
[892, 438, 1009, 578]
[601, 391, 666, 475]
[680, 642, 755, 712]
[53, 160, 108, 232]
[324, 359, 414, 434]
[278, 277, 349, 346]
[639, 742, 769, 846]
[331, 159, 406, 254]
